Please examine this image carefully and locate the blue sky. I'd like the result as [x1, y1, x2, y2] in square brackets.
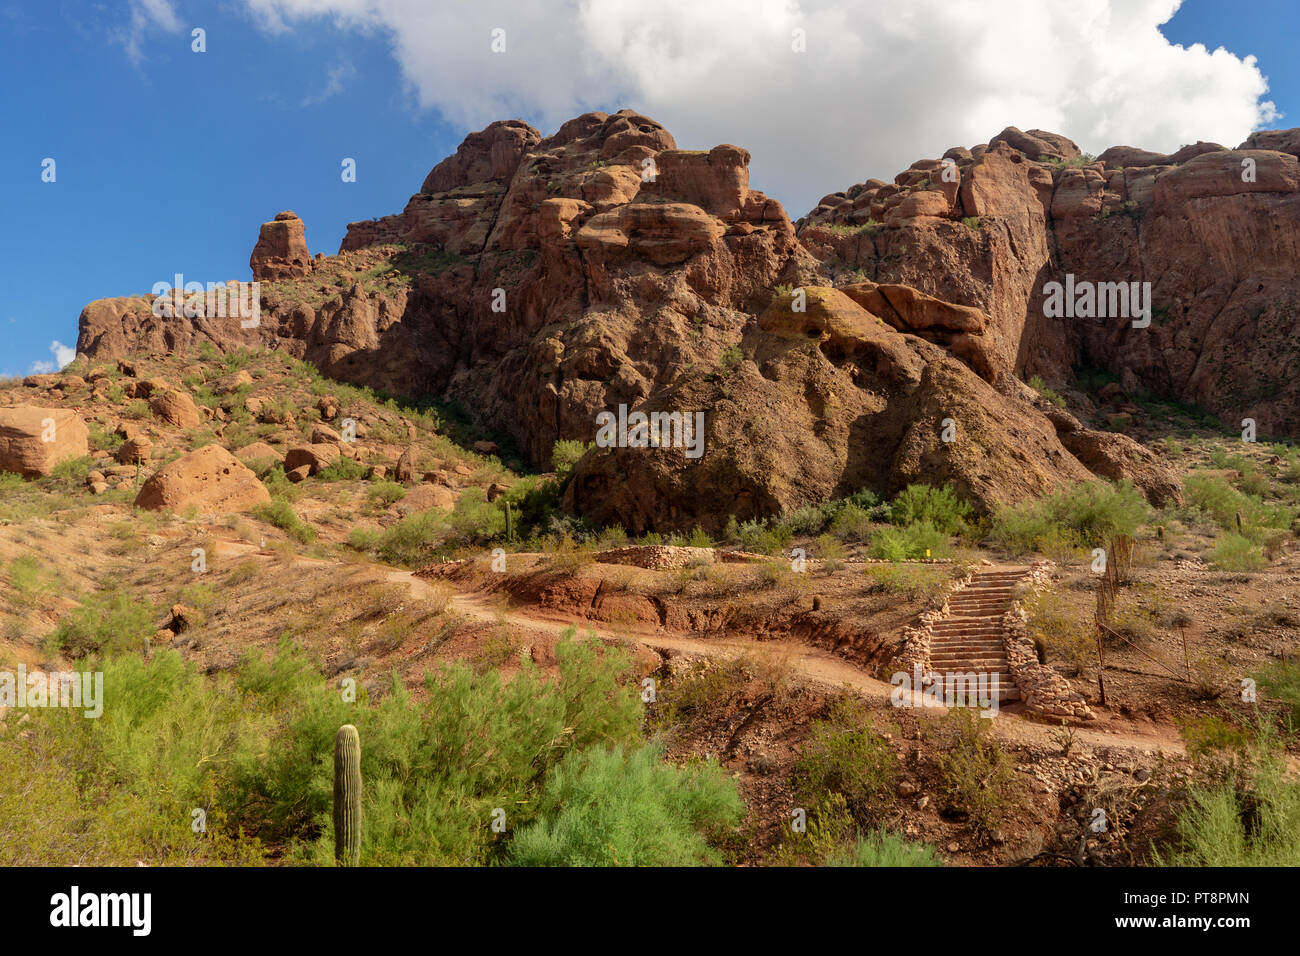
[1, 0, 1294, 378]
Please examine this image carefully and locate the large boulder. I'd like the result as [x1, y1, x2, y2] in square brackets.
[0, 406, 89, 477]
[134, 444, 271, 513]
[149, 388, 202, 429]
[284, 443, 341, 476]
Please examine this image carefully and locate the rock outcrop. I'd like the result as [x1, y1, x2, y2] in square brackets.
[0, 406, 89, 478]
[250, 211, 311, 281]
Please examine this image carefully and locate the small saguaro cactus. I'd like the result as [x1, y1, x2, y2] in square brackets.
[333, 724, 362, 866]
[504, 500, 515, 542]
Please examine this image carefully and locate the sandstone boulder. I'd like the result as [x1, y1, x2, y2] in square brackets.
[232, 442, 283, 468]
[134, 445, 270, 513]
[0, 406, 89, 477]
[283, 443, 341, 476]
[149, 389, 201, 429]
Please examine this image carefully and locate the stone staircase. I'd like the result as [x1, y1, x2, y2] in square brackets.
[928, 568, 1030, 704]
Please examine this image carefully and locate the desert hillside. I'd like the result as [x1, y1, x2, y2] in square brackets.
[2, 113, 1298, 868]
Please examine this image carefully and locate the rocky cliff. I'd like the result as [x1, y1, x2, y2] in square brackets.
[76, 110, 1300, 529]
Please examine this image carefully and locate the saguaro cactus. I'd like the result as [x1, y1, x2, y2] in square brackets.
[504, 500, 515, 542]
[333, 724, 362, 866]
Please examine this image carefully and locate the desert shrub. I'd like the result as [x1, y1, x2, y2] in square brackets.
[249, 632, 646, 865]
[87, 422, 125, 453]
[1023, 590, 1094, 675]
[736, 518, 792, 554]
[1256, 660, 1300, 732]
[794, 696, 897, 822]
[1027, 374, 1067, 408]
[650, 654, 792, 734]
[1208, 533, 1267, 571]
[506, 743, 743, 866]
[934, 707, 1014, 829]
[862, 563, 953, 599]
[346, 527, 382, 551]
[1159, 736, 1300, 866]
[0, 629, 650, 867]
[826, 829, 945, 867]
[367, 481, 406, 507]
[1177, 714, 1252, 759]
[775, 792, 940, 867]
[868, 520, 950, 560]
[596, 525, 628, 548]
[687, 527, 713, 548]
[45, 586, 155, 659]
[787, 502, 833, 536]
[47, 455, 93, 490]
[0, 651, 263, 865]
[6, 555, 52, 607]
[371, 509, 447, 566]
[253, 499, 316, 543]
[1184, 473, 1296, 537]
[989, 480, 1149, 553]
[890, 484, 970, 534]
[446, 495, 506, 546]
[828, 503, 873, 543]
[551, 439, 593, 481]
[315, 457, 369, 482]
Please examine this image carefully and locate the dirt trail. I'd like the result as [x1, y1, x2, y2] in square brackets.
[203, 542, 1187, 758]
[390, 568, 1187, 759]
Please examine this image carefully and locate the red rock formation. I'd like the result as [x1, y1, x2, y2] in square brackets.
[81, 110, 1300, 528]
[250, 211, 311, 280]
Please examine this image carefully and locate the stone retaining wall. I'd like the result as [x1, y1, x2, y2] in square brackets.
[1002, 561, 1096, 720]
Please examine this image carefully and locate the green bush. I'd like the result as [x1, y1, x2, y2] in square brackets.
[794, 697, 897, 822]
[1256, 660, 1300, 731]
[367, 481, 406, 507]
[1159, 739, 1300, 866]
[551, 439, 593, 481]
[0, 629, 669, 866]
[507, 743, 743, 866]
[45, 587, 155, 659]
[1184, 473, 1296, 538]
[868, 520, 950, 560]
[371, 509, 447, 565]
[989, 480, 1149, 553]
[828, 503, 873, 543]
[1208, 533, 1266, 570]
[889, 484, 970, 534]
[827, 830, 944, 867]
[253, 499, 316, 543]
[315, 457, 369, 481]
[935, 708, 1013, 830]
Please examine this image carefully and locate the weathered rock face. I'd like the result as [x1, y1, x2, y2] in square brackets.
[0, 406, 89, 477]
[250, 211, 311, 280]
[563, 288, 1172, 533]
[802, 127, 1300, 440]
[134, 444, 270, 513]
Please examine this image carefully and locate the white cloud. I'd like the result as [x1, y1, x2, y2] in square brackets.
[303, 62, 357, 106]
[241, 0, 1279, 216]
[114, 0, 183, 64]
[29, 341, 76, 373]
